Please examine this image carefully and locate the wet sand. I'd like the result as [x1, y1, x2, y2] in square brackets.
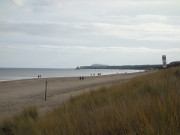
[0, 70, 156, 119]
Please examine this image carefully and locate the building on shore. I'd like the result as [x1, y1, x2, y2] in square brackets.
[162, 55, 167, 68]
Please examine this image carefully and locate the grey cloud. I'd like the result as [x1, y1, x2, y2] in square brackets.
[1, 20, 180, 49]
[92, 22, 180, 42]
[10, 0, 180, 17]
[39, 45, 180, 53]
[11, 0, 62, 7]
[0, 22, 94, 36]
[0, 21, 100, 46]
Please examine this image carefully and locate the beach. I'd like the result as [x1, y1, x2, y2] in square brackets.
[0, 70, 156, 119]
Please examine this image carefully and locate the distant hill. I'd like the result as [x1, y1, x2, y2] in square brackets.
[78, 61, 180, 70]
[80, 64, 162, 70]
[168, 61, 180, 68]
[91, 64, 109, 67]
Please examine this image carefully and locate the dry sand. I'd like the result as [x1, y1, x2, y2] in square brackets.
[0, 70, 156, 119]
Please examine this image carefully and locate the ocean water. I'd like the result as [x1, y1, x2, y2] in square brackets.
[0, 68, 144, 82]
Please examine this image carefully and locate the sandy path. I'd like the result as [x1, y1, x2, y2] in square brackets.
[0, 70, 156, 119]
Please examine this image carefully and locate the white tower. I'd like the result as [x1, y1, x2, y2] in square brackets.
[162, 55, 167, 68]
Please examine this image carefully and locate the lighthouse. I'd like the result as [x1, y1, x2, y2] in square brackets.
[162, 55, 167, 68]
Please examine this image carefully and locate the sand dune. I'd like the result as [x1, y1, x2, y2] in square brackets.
[0, 70, 156, 119]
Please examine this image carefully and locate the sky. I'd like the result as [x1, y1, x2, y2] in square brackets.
[0, 0, 180, 68]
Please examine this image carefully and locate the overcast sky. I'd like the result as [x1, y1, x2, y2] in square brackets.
[0, 0, 180, 68]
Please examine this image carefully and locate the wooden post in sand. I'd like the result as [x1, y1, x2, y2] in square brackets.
[45, 81, 47, 101]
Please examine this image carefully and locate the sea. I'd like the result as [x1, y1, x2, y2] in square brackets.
[0, 68, 144, 82]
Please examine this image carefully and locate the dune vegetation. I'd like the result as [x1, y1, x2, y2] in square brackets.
[0, 67, 180, 135]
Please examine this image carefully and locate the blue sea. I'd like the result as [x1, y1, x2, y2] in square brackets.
[0, 68, 144, 82]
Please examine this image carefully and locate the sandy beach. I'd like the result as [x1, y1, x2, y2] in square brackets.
[0, 70, 156, 119]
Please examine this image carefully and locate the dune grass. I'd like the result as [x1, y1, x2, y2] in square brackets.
[0, 67, 180, 135]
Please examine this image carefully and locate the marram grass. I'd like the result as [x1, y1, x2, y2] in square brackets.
[0, 67, 180, 135]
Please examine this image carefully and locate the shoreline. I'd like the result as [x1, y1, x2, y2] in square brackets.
[0, 70, 156, 120]
[0, 68, 144, 83]
[0, 70, 144, 83]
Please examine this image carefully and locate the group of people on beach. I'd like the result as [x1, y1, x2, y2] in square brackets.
[38, 75, 41, 78]
[91, 73, 101, 76]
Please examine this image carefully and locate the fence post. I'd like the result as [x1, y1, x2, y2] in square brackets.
[45, 81, 47, 101]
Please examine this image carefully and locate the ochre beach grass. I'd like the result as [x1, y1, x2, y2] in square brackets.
[0, 67, 180, 135]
